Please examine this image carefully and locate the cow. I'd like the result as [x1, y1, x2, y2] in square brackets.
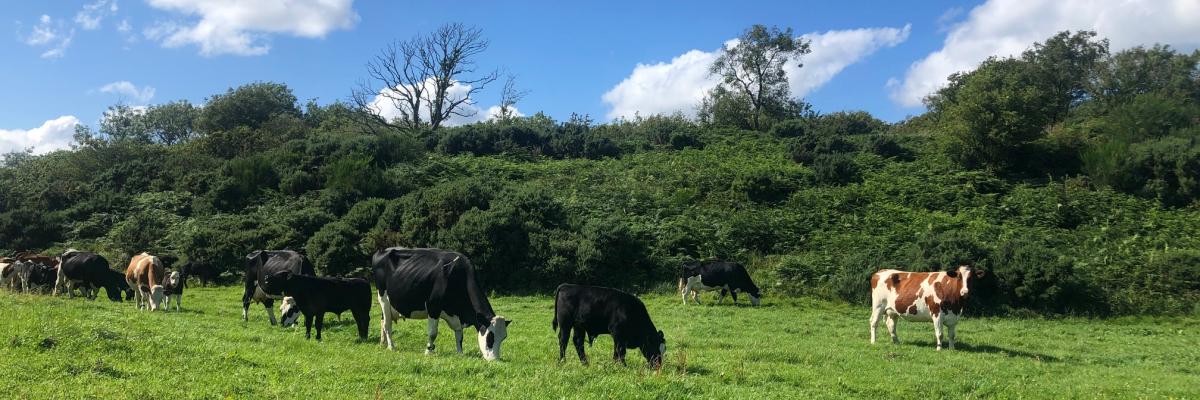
[264, 271, 371, 341]
[679, 260, 762, 306]
[180, 260, 219, 286]
[553, 284, 665, 368]
[242, 250, 315, 325]
[869, 266, 987, 350]
[162, 270, 184, 311]
[126, 253, 166, 311]
[10, 260, 57, 293]
[1, 257, 15, 290]
[55, 250, 129, 301]
[371, 247, 511, 361]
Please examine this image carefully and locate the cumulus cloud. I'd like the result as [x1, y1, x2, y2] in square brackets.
[890, 0, 1200, 107]
[368, 79, 509, 127]
[19, 15, 75, 59]
[602, 25, 911, 120]
[0, 116, 81, 155]
[75, 0, 119, 30]
[99, 81, 157, 104]
[143, 0, 359, 56]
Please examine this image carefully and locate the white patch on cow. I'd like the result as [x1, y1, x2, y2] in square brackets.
[378, 292, 398, 349]
[659, 342, 666, 356]
[425, 318, 439, 355]
[748, 293, 761, 306]
[279, 296, 300, 327]
[149, 285, 165, 311]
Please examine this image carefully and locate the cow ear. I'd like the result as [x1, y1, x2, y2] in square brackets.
[974, 269, 986, 278]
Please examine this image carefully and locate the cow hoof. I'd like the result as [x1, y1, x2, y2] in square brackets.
[424, 350, 434, 356]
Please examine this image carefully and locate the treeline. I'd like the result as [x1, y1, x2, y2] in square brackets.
[1, 30, 1198, 316]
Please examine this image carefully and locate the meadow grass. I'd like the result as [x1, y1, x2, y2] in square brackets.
[1, 286, 1197, 399]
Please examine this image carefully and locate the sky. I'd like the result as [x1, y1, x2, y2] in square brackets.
[3, 0, 1200, 154]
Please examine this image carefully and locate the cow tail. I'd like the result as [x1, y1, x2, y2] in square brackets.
[551, 285, 560, 331]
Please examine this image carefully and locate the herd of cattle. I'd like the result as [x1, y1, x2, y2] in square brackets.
[1, 247, 988, 366]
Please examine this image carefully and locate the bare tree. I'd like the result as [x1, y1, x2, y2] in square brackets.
[352, 23, 498, 132]
[496, 74, 529, 122]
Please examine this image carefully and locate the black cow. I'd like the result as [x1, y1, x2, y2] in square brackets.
[372, 247, 512, 360]
[162, 270, 185, 311]
[181, 260, 219, 286]
[55, 250, 130, 301]
[264, 271, 371, 341]
[242, 250, 315, 325]
[679, 260, 762, 306]
[10, 260, 56, 293]
[552, 284, 665, 368]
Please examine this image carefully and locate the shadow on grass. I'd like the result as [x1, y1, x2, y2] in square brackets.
[904, 340, 1061, 362]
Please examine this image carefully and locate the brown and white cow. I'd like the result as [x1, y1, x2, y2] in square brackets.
[868, 265, 986, 350]
[125, 253, 166, 311]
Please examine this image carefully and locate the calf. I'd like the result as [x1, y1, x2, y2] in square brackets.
[553, 283, 665, 368]
[679, 260, 762, 306]
[162, 270, 184, 311]
[242, 250, 314, 325]
[181, 260, 219, 286]
[10, 260, 57, 293]
[869, 265, 986, 350]
[263, 271, 371, 341]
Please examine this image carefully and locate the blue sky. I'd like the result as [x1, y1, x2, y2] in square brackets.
[3, 1, 1199, 154]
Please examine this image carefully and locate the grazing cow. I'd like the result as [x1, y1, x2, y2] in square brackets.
[553, 284, 665, 368]
[162, 270, 184, 311]
[126, 253, 166, 311]
[264, 271, 371, 341]
[55, 250, 129, 301]
[181, 260, 219, 286]
[10, 260, 57, 293]
[242, 250, 315, 325]
[372, 247, 511, 360]
[679, 260, 762, 306]
[869, 266, 987, 350]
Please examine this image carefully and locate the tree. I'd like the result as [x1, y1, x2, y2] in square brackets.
[196, 82, 301, 133]
[703, 24, 811, 131]
[1087, 45, 1200, 110]
[496, 74, 528, 123]
[1020, 31, 1108, 122]
[143, 100, 199, 144]
[353, 23, 498, 132]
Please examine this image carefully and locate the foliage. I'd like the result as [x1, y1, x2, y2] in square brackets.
[702, 24, 812, 131]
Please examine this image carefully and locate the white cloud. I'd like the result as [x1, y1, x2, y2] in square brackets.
[143, 0, 359, 56]
[890, 0, 1200, 107]
[0, 116, 81, 155]
[20, 15, 75, 59]
[117, 19, 132, 33]
[75, 0, 118, 30]
[602, 25, 911, 120]
[368, 79, 510, 127]
[99, 81, 157, 104]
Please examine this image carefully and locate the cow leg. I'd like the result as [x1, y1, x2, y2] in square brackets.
[174, 294, 182, 311]
[558, 326, 571, 362]
[613, 344, 627, 366]
[869, 306, 882, 344]
[680, 281, 689, 305]
[886, 314, 899, 344]
[241, 283, 254, 322]
[264, 299, 277, 325]
[304, 313, 313, 340]
[425, 318, 439, 355]
[690, 289, 702, 305]
[571, 327, 588, 365]
[717, 289, 726, 304]
[730, 289, 739, 304]
[352, 307, 369, 341]
[932, 314, 944, 351]
[315, 314, 325, 342]
[378, 294, 396, 350]
[946, 321, 957, 350]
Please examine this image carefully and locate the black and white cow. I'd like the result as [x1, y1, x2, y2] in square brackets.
[372, 247, 511, 360]
[55, 250, 130, 301]
[264, 271, 371, 341]
[10, 260, 57, 293]
[242, 250, 315, 325]
[679, 260, 762, 306]
[162, 270, 184, 311]
[553, 283, 666, 368]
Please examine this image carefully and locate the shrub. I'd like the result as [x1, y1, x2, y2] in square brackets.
[811, 154, 861, 185]
[305, 221, 366, 276]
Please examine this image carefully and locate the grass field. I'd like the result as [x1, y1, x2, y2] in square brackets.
[2, 286, 1197, 399]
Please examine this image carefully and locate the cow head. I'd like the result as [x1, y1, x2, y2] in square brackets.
[262, 270, 292, 294]
[148, 285, 166, 310]
[641, 330, 666, 369]
[165, 271, 182, 288]
[477, 316, 511, 361]
[279, 296, 301, 327]
[949, 265, 987, 295]
[748, 290, 762, 306]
